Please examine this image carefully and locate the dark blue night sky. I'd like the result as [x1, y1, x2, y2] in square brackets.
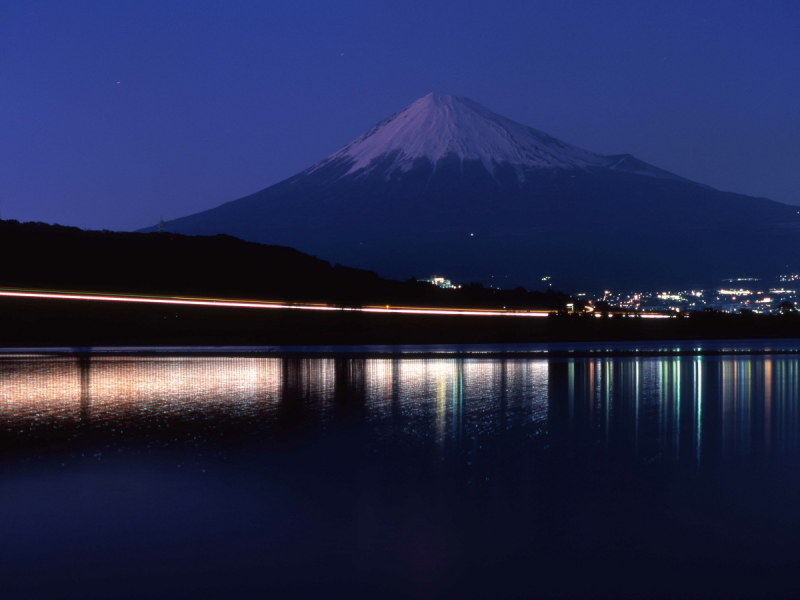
[2, 0, 798, 231]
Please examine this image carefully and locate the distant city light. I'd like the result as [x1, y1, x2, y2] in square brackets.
[723, 277, 761, 282]
[421, 276, 456, 289]
[579, 273, 797, 315]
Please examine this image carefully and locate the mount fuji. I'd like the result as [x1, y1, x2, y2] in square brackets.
[145, 94, 799, 290]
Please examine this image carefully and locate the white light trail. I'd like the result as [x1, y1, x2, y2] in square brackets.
[0, 288, 673, 319]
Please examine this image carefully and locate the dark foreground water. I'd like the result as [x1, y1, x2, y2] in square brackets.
[2, 348, 800, 599]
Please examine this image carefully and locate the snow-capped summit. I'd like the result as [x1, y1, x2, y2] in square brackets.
[312, 93, 683, 182]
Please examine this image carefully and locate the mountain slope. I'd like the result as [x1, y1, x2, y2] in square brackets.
[145, 94, 800, 289]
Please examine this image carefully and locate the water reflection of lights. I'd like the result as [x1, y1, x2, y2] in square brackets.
[558, 356, 800, 463]
[0, 355, 798, 463]
[0, 356, 286, 429]
[361, 359, 552, 446]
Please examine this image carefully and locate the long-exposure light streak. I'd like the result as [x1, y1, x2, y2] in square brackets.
[0, 287, 672, 318]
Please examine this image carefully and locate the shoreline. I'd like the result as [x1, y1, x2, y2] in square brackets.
[1, 339, 798, 359]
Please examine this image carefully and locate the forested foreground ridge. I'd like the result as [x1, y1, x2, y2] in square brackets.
[0, 220, 571, 309]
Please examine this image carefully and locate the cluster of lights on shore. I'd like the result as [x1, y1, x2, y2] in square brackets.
[581, 274, 799, 314]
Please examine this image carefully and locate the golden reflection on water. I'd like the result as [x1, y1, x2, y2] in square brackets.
[0, 356, 287, 430]
[0, 354, 798, 461]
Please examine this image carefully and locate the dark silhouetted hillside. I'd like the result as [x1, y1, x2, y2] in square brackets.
[0, 220, 570, 309]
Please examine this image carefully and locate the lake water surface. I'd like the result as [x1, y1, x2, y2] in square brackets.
[2, 346, 800, 598]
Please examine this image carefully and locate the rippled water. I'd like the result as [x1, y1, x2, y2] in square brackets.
[2, 351, 800, 599]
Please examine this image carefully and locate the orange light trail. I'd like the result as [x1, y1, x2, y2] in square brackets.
[0, 287, 673, 319]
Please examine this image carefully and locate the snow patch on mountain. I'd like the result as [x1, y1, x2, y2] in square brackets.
[309, 93, 689, 183]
